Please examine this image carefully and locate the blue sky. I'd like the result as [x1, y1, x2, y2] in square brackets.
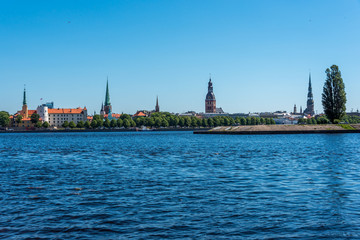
[1, 0, 359, 115]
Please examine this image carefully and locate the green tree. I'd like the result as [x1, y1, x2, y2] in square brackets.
[213, 117, 221, 127]
[69, 121, 76, 128]
[202, 118, 208, 127]
[35, 121, 42, 128]
[191, 117, 198, 127]
[322, 65, 347, 123]
[90, 120, 98, 129]
[298, 118, 306, 124]
[184, 117, 191, 127]
[130, 119, 136, 127]
[120, 114, 131, 120]
[250, 117, 256, 125]
[224, 117, 230, 126]
[117, 118, 123, 127]
[62, 121, 69, 128]
[123, 119, 130, 128]
[260, 117, 265, 125]
[208, 118, 214, 127]
[161, 118, 169, 127]
[135, 117, 145, 127]
[93, 114, 103, 122]
[110, 119, 117, 128]
[16, 115, 23, 124]
[96, 119, 103, 128]
[178, 117, 185, 127]
[103, 119, 111, 128]
[240, 117, 246, 125]
[84, 121, 91, 129]
[0, 111, 10, 127]
[77, 121, 84, 128]
[42, 121, 50, 128]
[30, 113, 40, 124]
[155, 118, 162, 128]
[147, 117, 155, 127]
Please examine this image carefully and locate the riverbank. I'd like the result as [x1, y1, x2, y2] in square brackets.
[194, 124, 360, 135]
[0, 127, 211, 134]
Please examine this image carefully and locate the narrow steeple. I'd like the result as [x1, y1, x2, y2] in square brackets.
[23, 86, 27, 105]
[155, 96, 160, 112]
[308, 73, 313, 99]
[208, 77, 213, 93]
[104, 77, 110, 106]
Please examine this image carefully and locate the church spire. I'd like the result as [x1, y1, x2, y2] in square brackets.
[308, 73, 313, 99]
[104, 77, 110, 106]
[23, 86, 27, 105]
[155, 96, 160, 112]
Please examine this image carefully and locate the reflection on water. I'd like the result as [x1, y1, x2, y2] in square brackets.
[1, 132, 360, 239]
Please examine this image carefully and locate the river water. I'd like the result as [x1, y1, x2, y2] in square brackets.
[1, 132, 360, 239]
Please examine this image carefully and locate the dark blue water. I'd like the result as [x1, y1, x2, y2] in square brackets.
[1, 132, 360, 239]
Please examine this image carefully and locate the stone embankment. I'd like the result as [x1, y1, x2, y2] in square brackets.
[194, 124, 360, 135]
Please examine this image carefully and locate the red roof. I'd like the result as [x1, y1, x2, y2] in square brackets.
[133, 111, 146, 117]
[28, 110, 37, 115]
[48, 107, 85, 114]
[103, 113, 121, 119]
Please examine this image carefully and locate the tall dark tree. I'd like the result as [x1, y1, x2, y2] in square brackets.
[322, 65, 347, 123]
[30, 113, 40, 124]
[0, 111, 10, 127]
[16, 115, 23, 124]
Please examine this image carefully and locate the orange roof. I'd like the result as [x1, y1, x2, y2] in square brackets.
[103, 113, 121, 119]
[112, 114, 121, 118]
[28, 110, 37, 115]
[48, 107, 84, 114]
[133, 111, 146, 117]
[87, 116, 93, 120]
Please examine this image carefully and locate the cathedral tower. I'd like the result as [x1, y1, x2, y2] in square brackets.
[304, 73, 315, 116]
[155, 96, 160, 112]
[205, 78, 216, 113]
[21, 87, 28, 118]
[103, 79, 112, 115]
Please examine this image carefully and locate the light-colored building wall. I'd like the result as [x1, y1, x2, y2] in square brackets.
[38, 107, 88, 127]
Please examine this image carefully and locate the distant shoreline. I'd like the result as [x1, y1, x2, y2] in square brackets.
[194, 124, 360, 135]
[0, 128, 211, 134]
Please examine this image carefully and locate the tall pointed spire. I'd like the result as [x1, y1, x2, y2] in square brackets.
[23, 85, 27, 105]
[308, 73, 313, 99]
[104, 77, 110, 106]
[155, 95, 160, 112]
[304, 72, 315, 116]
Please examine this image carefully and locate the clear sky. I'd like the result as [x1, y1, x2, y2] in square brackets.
[1, 0, 359, 115]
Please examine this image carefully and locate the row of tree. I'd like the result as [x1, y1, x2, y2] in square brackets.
[59, 114, 276, 129]
[298, 115, 360, 125]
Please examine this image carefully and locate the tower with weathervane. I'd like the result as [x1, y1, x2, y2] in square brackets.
[205, 77, 216, 113]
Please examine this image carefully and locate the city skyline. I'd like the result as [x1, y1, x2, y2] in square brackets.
[1, 1, 359, 114]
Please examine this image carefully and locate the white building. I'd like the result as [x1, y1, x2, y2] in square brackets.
[37, 106, 88, 127]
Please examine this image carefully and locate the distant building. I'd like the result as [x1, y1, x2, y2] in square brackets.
[45, 107, 88, 127]
[293, 104, 297, 114]
[100, 79, 112, 115]
[133, 111, 147, 117]
[13, 87, 39, 128]
[43, 102, 54, 109]
[205, 78, 216, 113]
[303, 73, 315, 116]
[155, 96, 160, 112]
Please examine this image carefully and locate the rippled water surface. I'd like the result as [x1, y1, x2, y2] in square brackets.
[1, 132, 360, 239]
